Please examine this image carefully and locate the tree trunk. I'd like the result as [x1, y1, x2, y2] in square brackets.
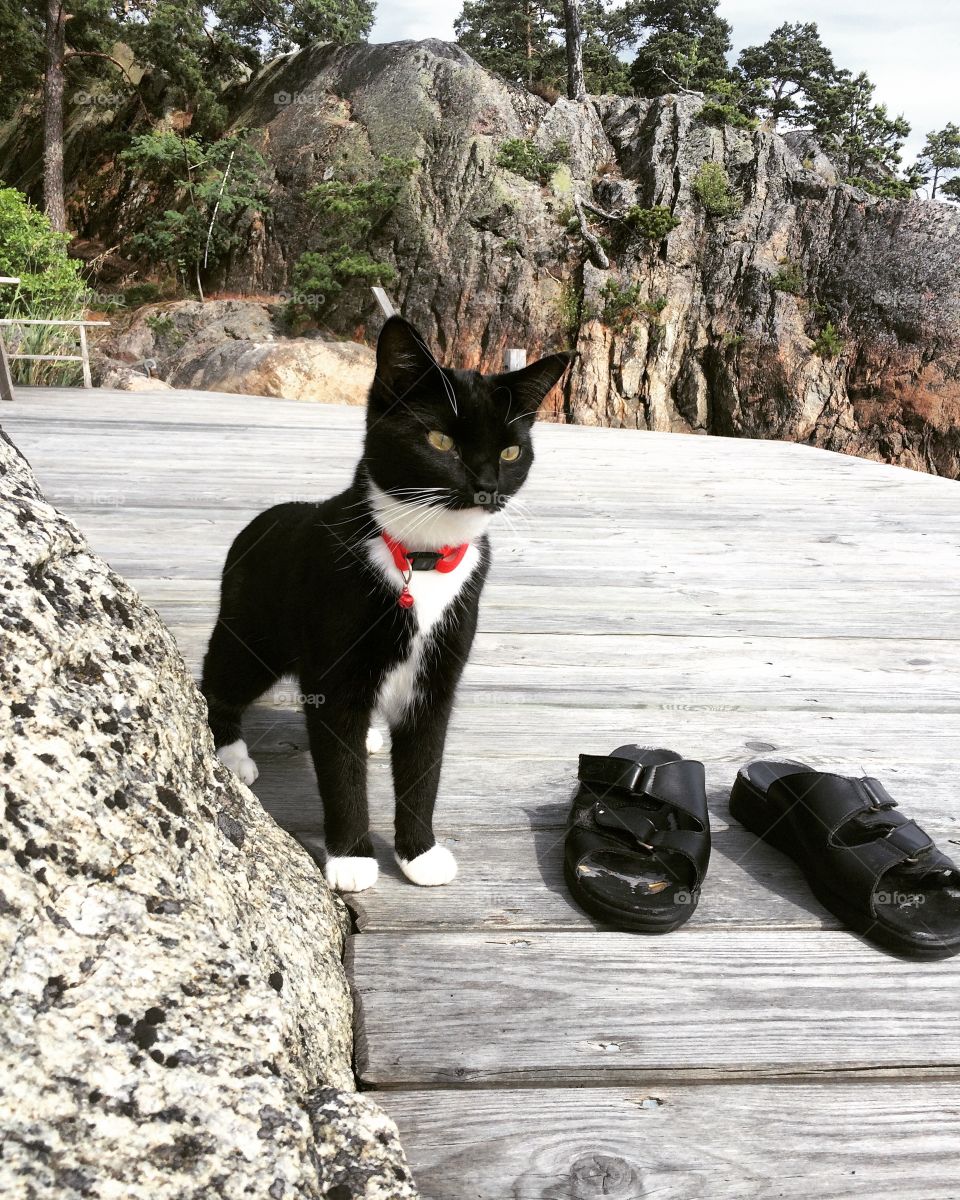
[562, 0, 586, 102]
[43, 0, 67, 232]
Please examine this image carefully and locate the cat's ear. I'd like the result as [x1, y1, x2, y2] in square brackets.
[495, 351, 574, 422]
[372, 317, 441, 403]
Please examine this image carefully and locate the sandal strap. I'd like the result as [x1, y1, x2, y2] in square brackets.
[593, 804, 658, 846]
[649, 828, 710, 889]
[577, 754, 708, 830]
[822, 821, 944, 912]
[767, 772, 897, 838]
[568, 820, 709, 890]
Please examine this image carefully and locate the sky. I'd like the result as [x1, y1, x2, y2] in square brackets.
[369, 0, 959, 165]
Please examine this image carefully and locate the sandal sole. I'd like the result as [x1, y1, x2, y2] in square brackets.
[563, 857, 700, 934]
[730, 776, 960, 961]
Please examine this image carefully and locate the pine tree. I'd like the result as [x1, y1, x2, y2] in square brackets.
[454, 0, 630, 95]
[214, 0, 375, 56]
[628, 0, 733, 97]
[809, 70, 910, 182]
[4, 0, 374, 231]
[737, 22, 835, 126]
[913, 124, 960, 199]
[454, 0, 558, 86]
[561, 0, 586, 100]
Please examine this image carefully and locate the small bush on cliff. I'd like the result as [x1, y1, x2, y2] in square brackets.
[812, 322, 845, 358]
[288, 155, 417, 324]
[123, 282, 164, 308]
[692, 162, 741, 217]
[497, 138, 568, 185]
[843, 174, 916, 199]
[624, 205, 681, 241]
[556, 280, 583, 342]
[698, 79, 760, 130]
[144, 312, 184, 349]
[770, 260, 805, 295]
[598, 280, 666, 329]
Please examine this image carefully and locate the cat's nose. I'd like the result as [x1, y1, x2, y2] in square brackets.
[470, 475, 499, 509]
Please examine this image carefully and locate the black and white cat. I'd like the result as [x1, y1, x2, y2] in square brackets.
[201, 317, 571, 892]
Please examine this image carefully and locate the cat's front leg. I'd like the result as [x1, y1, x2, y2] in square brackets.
[303, 690, 378, 892]
[390, 699, 458, 886]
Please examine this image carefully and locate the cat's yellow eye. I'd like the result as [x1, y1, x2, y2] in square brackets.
[427, 430, 455, 452]
[500, 445, 522, 463]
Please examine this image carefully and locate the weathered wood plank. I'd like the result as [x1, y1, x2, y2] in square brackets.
[351, 930, 960, 1085]
[237, 702, 960, 778]
[161, 625, 960, 713]
[378, 1082, 960, 1200]
[132, 578, 960, 640]
[255, 749, 960, 840]
[314, 820, 960, 933]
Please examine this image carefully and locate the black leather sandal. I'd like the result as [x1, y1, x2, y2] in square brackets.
[564, 746, 710, 933]
[730, 761, 960, 960]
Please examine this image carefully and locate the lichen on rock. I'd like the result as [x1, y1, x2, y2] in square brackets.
[0, 427, 416, 1197]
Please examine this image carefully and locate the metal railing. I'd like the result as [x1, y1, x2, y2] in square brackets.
[0, 277, 110, 401]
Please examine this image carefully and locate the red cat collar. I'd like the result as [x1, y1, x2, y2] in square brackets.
[381, 532, 469, 609]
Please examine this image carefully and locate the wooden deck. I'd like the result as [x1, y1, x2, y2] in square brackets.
[5, 387, 960, 1198]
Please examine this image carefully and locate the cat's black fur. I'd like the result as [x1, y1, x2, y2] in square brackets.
[201, 317, 570, 878]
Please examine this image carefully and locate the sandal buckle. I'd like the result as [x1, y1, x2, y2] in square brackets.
[861, 778, 895, 812]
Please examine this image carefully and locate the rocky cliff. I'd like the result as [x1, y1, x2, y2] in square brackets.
[5, 39, 960, 475]
[0, 428, 416, 1198]
[230, 40, 959, 472]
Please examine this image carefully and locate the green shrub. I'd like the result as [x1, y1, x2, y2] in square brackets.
[692, 162, 740, 217]
[144, 312, 184, 348]
[624, 204, 680, 241]
[556, 280, 583, 341]
[121, 130, 270, 297]
[770, 260, 805, 295]
[812, 322, 844, 358]
[0, 186, 90, 385]
[598, 280, 667, 329]
[843, 174, 915, 200]
[287, 155, 417, 323]
[698, 80, 758, 131]
[497, 137, 569, 185]
[0, 186, 88, 316]
[123, 281, 163, 308]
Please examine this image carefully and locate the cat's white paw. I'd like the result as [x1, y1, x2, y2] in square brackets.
[217, 739, 259, 786]
[396, 844, 458, 887]
[366, 728, 385, 754]
[325, 855, 379, 893]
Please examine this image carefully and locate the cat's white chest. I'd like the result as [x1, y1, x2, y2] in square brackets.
[366, 537, 480, 724]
